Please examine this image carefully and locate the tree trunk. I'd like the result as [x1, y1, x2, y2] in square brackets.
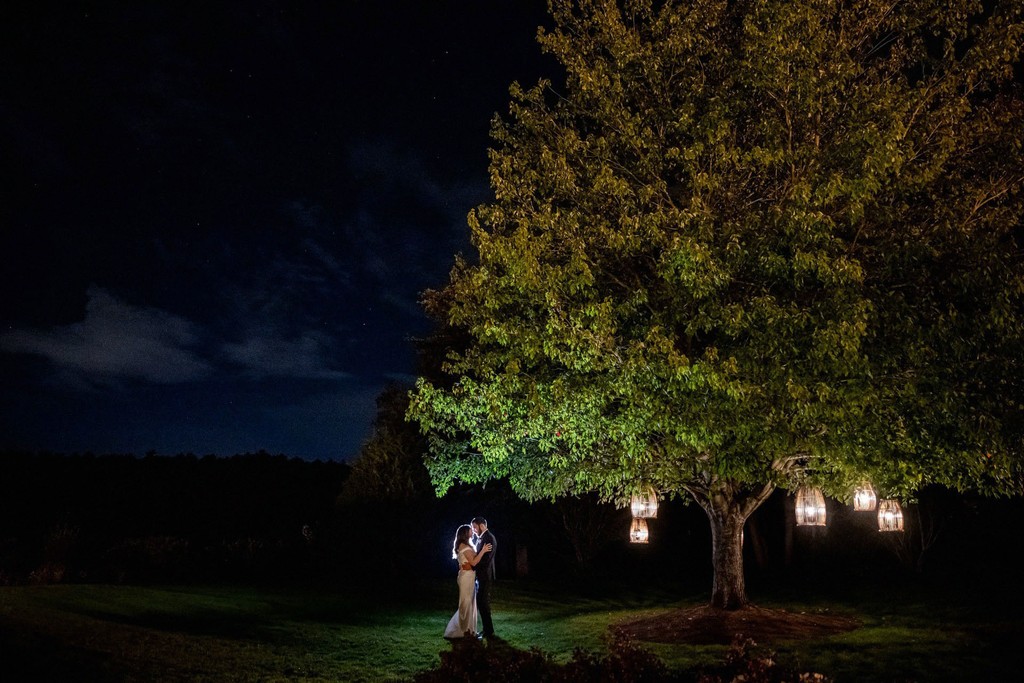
[707, 504, 747, 609]
[690, 478, 775, 610]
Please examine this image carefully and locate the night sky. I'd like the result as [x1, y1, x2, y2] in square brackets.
[1, 1, 552, 461]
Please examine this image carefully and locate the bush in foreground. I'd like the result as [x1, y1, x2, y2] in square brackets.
[413, 635, 669, 682]
[413, 634, 830, 683]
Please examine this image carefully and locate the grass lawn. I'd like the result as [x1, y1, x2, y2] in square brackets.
[1, 576, 1020, 682]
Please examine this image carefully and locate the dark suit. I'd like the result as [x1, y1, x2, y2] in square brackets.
[474, 529, 496, 636]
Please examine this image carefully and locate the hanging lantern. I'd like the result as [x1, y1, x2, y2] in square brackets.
[630, 487, 658, 519]
[853, 482, 877, 511]
[795, 487, 826, 526]
[878, 499, 904, 532]
[629, 518, 649, 544]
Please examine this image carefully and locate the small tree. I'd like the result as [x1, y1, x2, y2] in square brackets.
[548, 493, 626, 569]
[341, 385, 434, 504]
[411, 0, 1023, 608]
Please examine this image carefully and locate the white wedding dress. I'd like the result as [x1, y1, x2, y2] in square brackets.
[443, 546, 478, 638]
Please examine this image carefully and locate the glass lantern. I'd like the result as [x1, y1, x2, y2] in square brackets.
[795, 486, 827, 526]
[630, 487, 658, 519]
[853, 482, 877, 511]
[629, 518, 650, 544]
[878, 499, 904, 532]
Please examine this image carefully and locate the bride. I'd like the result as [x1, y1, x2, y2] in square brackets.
[444, 524, 492, 639]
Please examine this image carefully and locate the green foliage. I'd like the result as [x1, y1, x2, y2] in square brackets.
[341, 384, 434, 503]
[410, 0, 1024, 507]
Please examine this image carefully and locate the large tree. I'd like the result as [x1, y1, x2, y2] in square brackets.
[410, 0, 1023, 609]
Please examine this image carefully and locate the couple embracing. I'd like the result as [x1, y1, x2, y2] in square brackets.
[444, 517, 497, 640]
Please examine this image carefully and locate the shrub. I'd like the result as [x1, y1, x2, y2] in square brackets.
[413, 637, 553, 682]
[559, 636, 671, 682]
[412, 635, 675, 683]
[29, 561, 67, 585]
[697, 637, 830, 683]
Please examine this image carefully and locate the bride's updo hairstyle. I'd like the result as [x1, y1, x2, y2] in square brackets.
[452, 524, 473, 559]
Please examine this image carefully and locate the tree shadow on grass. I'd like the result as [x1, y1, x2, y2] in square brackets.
[71, 607, 309, 645]
[0, 622, 118, 683]
[63, 587, 407, 645]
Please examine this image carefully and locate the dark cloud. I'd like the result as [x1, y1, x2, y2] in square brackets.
[0, 287, 211, 386]
[222, 331, 349, 381]
[0, 283, 354, 387]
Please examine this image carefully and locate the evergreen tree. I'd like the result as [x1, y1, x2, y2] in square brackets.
[341, 385, 434, 503]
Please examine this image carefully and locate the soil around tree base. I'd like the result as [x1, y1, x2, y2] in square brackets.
[613, 604, 861, 645]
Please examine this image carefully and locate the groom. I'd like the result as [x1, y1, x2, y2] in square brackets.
[471, 516, 497, 638]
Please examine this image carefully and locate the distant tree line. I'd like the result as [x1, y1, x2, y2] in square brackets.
[0, 443, 709, 588]
[1, 440, 1018, 590]
[0, 450, 348, 585]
